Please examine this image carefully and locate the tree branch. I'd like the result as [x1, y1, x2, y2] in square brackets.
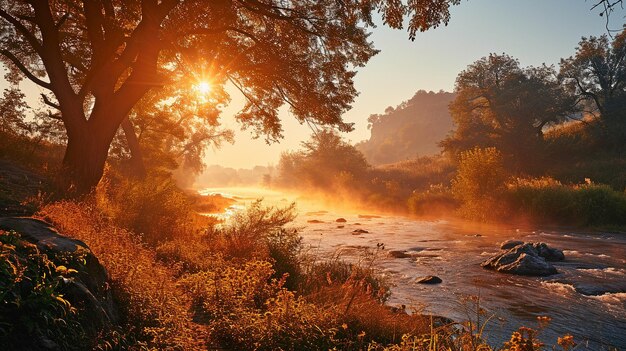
[41, 93, 60, 109]
[0, 49, 52, 89]
[0, 8, 44, 55]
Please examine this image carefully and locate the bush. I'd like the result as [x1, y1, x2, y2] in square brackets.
[178, 259, 339, 350]
[0, 230, 86, 350]
[506, 178, 626, 227]
[210, 199, 297, 259]
[407, 184, 458, 217]
[95, 166, 194, 245]
[452, 147, 509, 221]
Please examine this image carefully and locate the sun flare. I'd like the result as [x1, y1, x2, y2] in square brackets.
[195, 81, 212, 95]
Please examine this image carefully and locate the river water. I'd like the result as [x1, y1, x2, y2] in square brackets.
[200, 187, 626, 350]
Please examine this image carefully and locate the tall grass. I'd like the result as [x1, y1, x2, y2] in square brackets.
[507, 178, 626, 227]
[38, 201, 204, 350]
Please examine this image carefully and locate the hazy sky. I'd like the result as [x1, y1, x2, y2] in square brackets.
[2, 1, 624, 169]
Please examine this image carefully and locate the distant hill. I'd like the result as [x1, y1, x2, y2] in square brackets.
[356, 90, 455, 165]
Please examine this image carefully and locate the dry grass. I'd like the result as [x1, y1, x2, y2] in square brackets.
[38, 201, 206, 350]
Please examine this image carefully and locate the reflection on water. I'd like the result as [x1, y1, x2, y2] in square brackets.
[201, 187, 626, 350]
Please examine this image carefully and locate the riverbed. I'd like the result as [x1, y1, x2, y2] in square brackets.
[200, 187, 626, 350]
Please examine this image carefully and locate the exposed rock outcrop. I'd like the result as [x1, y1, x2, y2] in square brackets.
[482, 242, 565, 276]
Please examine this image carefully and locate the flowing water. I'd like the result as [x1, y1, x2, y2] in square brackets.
[200, 187, 626, 350]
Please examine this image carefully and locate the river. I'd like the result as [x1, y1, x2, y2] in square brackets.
[200, 187, 626, 350]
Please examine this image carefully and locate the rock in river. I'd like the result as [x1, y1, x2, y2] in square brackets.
[416, 275, 442, 284]
[500, 240, 524, 250]
[336, 218, 347, 223]
[352, 229, 369, 235]
[388, 250, 411, 258]
[482, 242, 565, 276]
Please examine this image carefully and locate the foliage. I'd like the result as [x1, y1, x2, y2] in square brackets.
[560, 26, 626, 148]
[211, 199, 297, 259]
[506, 178, 626, 227]
[407, 184, 458, 216]
[38, 201, 203, 350]
[95, 166, 194, 245]
[0, 0, 461, 192]
[452, 147, 508, 221]
[0, 230, 86, 350]
[278, 129, 370, 190]
[441, 53, 575, 172]
[0, 87, 30, 135]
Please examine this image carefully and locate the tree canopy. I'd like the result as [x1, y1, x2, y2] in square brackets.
[0, 0, 460, 193]
[441, 53, 575, 171]
[559, 27, 626, 146]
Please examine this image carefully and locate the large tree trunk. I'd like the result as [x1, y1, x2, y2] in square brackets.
[121, 117, 146, 179]
[60, 127, 112, 196]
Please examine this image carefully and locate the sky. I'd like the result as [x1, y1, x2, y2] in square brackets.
[2, 0, 624, 169]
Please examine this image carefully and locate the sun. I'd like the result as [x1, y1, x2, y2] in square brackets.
[195, 81, 212, 95]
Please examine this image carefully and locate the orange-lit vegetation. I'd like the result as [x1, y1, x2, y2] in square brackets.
[30, 195, 577, 350]
[1, 1, 625, 349]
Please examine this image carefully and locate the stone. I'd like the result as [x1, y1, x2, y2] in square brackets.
[388, 250, 411, 258]
[352, 229, 369, 234]
[307, 219, 324, 224]
[416, 275, 442, 284]
[500, 240, 524, 250]
[336, 218, 347, 223]
[482, 242, 564, 276]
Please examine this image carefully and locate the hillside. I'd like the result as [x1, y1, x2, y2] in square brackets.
[356, 90, 455, 165]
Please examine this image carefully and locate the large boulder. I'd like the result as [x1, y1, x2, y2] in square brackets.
[482, 242, 564, 276]
[0, 217, 119, 327]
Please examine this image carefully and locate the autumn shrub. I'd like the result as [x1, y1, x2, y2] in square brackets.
[210, 199, 297, 259]
[38, 201, 203, 350]
[178, 259, 339, 350]
[0, 230, 86, 350]
[95, 166, 194, 245]
[452, 147, 509, 221]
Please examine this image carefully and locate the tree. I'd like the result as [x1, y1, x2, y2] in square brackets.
[441, 54, 574, 171]
[0, 1, 460, 194]
[0, 87, 30, 135]
[559, 27, 626, 147]
[277, 129, 369, 189]
[107, 82, 234, 183]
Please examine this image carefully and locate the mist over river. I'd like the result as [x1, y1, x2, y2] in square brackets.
[200, 187, 626, 350]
